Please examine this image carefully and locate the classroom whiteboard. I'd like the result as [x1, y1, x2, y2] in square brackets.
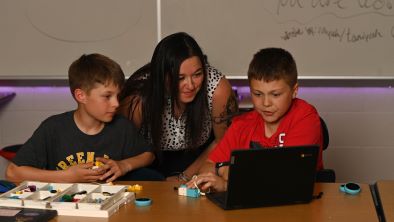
[1, 0, 394, 79]
[0, 0, 157, 78]
[162, 0, 394, 77]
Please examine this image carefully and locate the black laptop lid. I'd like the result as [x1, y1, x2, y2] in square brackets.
[224, 145, 319, 209]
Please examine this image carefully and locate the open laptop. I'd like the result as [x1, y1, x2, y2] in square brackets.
[206, 144, 319, 210]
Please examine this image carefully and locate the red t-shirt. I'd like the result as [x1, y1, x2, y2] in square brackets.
[209, 98, 323, 170]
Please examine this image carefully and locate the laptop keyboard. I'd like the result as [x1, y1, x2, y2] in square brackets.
[207, 191, 226, 204]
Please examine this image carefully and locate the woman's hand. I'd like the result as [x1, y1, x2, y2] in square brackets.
[166, 175, 179, 182]
[166, 172, 191, 182]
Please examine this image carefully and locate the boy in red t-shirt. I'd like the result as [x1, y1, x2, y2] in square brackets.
[187, 48, 323, 192]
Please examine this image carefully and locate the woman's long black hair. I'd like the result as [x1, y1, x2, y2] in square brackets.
[120, 32, 209, 152]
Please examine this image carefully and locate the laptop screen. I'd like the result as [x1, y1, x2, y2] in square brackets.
[208, 145, 319, 210]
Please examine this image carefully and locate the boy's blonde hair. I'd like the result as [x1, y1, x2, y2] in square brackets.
[68, 53, 125, 97]
[248, 48, 297, 88]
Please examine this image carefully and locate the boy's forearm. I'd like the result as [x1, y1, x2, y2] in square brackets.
[6, 162, 70, 183]
[120, 152, 155, 173]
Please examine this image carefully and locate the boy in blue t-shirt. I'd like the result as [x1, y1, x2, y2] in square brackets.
[6, 53, 156, 183]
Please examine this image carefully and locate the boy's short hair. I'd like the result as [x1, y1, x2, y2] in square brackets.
[68, 53, 125, 96]
[248, 48, 298, 87]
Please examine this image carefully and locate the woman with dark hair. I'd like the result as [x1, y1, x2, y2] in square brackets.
[118, 32, 238, 181]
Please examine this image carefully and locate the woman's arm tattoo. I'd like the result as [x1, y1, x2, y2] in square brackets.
[213, 91, 240, 126]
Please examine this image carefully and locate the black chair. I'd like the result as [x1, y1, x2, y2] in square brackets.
[316, 117, 336, 183]
[0, 144, 22, 161]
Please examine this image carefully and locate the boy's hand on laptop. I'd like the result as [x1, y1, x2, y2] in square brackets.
[66, 163, 105, 183]
[96, 157, 129, 183]
[186, 172, 227, 193]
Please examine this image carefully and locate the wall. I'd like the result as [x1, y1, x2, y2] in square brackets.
[2, 0, 394, 78]
[303, 87, 394, 183]
[1, 84, 394, 183]
[0, 86, 75, 178]
[0, 0, 157, 78]
[163, 0, 394, 77]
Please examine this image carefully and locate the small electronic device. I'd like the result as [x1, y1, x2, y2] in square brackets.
[177, 185, 200, 198]
[339, 182, 361, 195]
[0, 206, 57, 221]
[134, 198, 152, 206]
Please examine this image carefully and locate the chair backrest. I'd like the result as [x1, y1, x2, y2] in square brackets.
[319, 117, 329, 151]
[0, 144, 22, 161]
[316, 117, 336, 182]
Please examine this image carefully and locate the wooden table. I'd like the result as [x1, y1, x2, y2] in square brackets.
[374, 180, 394, 222]
[53, 182, 378, 222]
